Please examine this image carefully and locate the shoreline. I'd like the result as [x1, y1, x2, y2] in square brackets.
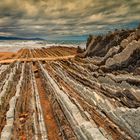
[0, 46, 77, 62]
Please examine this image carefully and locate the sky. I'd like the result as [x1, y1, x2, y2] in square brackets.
[0, 0, 140, 40]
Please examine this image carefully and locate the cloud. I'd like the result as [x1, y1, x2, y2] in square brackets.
[0, 0, 140, 39]
[0, 32, 14, 36]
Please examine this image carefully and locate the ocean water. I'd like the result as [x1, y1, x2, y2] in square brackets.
[0, 40, 86, 52]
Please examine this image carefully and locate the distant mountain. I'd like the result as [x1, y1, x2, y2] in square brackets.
[0, 36, 44, 40]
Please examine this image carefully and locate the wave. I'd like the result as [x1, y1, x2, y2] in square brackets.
[0, 40, 86, 52]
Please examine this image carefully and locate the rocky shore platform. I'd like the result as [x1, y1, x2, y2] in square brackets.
[0, 25, 140, 140]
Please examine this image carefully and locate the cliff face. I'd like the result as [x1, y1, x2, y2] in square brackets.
[81, 25, 140, 73]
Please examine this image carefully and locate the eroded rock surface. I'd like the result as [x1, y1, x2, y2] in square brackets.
[0, 26, 140, 140]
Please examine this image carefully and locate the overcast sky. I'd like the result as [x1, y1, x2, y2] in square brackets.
[0, 0, 140, 40]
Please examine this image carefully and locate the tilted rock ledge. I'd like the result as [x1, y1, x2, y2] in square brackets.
[0, 25, 140, 140]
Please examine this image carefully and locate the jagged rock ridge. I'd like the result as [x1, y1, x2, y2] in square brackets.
[0, 25, 140, 140]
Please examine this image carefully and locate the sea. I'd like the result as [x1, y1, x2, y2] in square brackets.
[0, 40, 86, 52]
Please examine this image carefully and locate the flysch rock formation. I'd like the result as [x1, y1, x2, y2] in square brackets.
[76, 24, 140, 140]
[0, 25, 140, 140]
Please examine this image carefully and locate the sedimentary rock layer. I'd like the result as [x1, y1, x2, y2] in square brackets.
[0, 43, 140, 140]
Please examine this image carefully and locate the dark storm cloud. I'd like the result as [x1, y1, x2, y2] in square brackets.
[0, 0, 140, 39]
